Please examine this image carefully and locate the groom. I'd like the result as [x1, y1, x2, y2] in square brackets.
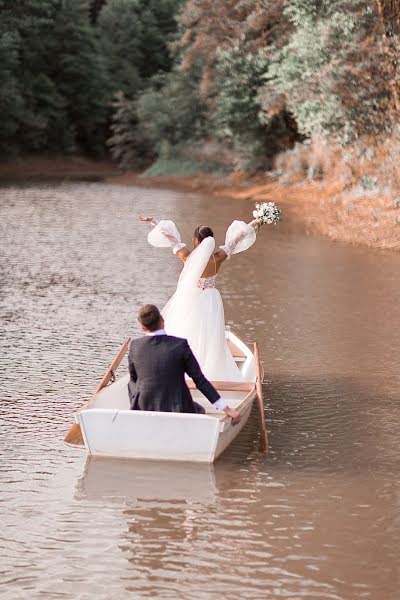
[128, 304, 240, 423]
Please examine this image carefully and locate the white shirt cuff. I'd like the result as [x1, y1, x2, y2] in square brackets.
[219, 244, 232, 259]
[173, 242, 187, 254]
[214, 398, 228, 411]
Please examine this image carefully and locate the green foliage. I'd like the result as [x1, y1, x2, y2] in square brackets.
[99, 0, 184, 163]
[264, 2, 358, 142]
[142, 157, 219, 177]
[52, 0, 111, 154]
[1, 0, 398, 166]
[136, 0, 181, 77]
[211, 41, 297, 169]
[0, 0, 110, 156]
[135, 70, 207, 155]
[97, 0, 144, 98]
[98, 0, 181, 98]
[284, 0, 324, 24]
[90, 0, 107, 23]
[108, 91, 152, 168]
[0, 27, 24, 153]
[0, 0, 58, 154]
[262, 0, 398, 143]
[213, 43, 269, 156]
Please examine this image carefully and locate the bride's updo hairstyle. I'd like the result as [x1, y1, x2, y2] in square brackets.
[193, 225, 214, 243]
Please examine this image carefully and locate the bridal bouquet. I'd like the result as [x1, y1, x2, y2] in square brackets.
[253, 201, 281, 225]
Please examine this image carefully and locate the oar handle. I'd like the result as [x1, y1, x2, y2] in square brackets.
[95, 336, 132, 393]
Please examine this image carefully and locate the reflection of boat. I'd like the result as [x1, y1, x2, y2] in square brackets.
[66, 330, 266, 462]
[76, 456, 217, 503]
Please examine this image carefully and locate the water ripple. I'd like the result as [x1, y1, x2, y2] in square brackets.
[1, 183, 400, 600]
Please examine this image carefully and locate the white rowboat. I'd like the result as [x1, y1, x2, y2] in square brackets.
[67, 330, 266, 462]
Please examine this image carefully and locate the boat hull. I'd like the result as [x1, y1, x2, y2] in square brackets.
[78, 395, 255, 463]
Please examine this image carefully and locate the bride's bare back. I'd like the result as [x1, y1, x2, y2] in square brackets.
[175, 245, 227, 277]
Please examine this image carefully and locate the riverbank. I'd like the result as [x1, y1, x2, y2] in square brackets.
[0, 155, 120, 182]
[109, 171, 400, 251]
[1, 156, 399, 250]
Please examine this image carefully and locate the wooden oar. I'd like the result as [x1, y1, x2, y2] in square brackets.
[64, 336, 132, 446]
[254, 342, 268, 452]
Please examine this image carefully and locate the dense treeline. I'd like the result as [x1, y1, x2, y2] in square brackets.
[135, 0, 399, 170]
[1, 0, 399, 170]
[0, 0, 180, 157]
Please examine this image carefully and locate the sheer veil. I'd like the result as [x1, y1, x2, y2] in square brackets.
[176, 236, 215, 295]
[162, 237, 215, 338]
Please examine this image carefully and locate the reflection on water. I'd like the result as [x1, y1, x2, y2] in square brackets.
[76, 458, 217, 504]
[1, 182, 400, 599]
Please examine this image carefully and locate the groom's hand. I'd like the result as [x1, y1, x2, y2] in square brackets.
[223, 406, 241, 425]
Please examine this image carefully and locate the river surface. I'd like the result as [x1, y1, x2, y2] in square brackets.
[1, 182, 399, 600]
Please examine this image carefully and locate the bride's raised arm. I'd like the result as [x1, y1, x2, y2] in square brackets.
[138, 216, 190, 262]
[216, 218, 261, 261]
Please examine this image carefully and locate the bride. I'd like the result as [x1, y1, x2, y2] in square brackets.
[138, 215, 263, 381]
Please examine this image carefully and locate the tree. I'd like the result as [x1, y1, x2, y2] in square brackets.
[262, 0, 400, 142]
[90, 0, 108, 23]
[0, 0, 110, 155]
[98, 0, 181, 99]
[97, 0, 144, 98]
[0, 0, 63, 154]
[51, 0, 111, 154]
[108, 91, 152, 167]
[135, 69, 207, 155]
[175, 0, 287, 97]
[213, 43, 269, 159]
[0, 24, 24, 154]
[374, 0, 400, 112]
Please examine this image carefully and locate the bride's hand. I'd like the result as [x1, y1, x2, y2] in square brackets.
[138, 215, 156, 223]
[250, 217, 263, 229]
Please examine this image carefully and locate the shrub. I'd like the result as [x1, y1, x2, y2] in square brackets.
[274, 137, 341, 180]
[142, 157, 218, 177]
[108, 92, 153, 169]
[136, 70, 207, 155]
[213, 44, 269, 156]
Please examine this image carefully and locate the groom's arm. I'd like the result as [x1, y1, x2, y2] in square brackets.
[182, 342, 241, 423]
[127, 346, 138, 410]
[182, 341, 220, 404]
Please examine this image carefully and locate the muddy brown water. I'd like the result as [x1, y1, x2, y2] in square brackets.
[1, 182, 400, 600]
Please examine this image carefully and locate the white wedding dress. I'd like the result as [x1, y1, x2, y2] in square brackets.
[147, 220, 257, 382]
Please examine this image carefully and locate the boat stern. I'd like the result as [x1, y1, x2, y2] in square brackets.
[77, 409, 222, 463]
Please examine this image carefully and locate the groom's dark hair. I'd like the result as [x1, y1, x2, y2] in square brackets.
[138, 304, 162, 332]
[194, 225, 214, 242]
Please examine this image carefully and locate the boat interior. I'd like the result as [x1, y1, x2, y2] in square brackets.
[81, 336, 256, 418]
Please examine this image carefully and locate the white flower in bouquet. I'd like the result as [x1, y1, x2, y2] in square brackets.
[253, 201, 282, 225]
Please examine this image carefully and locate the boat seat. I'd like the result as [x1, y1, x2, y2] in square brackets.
[227, 339, 247, 358]
[186, 380, 254, 392]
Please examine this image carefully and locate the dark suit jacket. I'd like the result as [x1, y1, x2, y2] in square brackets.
[128, 334, 220, 413]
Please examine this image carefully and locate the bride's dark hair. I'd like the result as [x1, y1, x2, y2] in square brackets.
[193, 225, 214, 242]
